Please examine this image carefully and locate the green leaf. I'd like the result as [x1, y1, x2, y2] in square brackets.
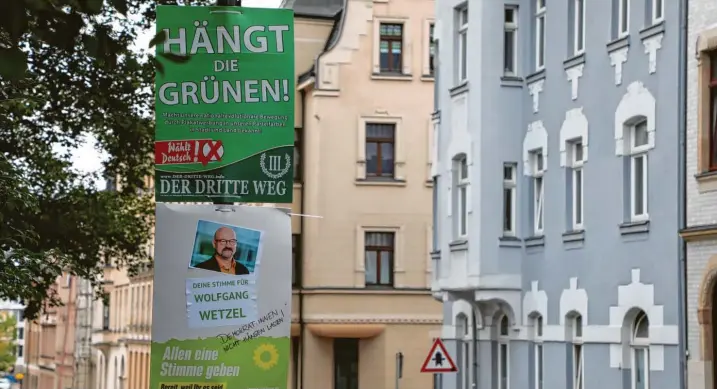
[148, 30, 167, 48]
[0, 48, 28, 81]
[159, 52, 191, 64]
[109, 0, 128, 15]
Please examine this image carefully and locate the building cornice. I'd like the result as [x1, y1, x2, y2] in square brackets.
[680, 223, 717, 241]
[303, 314, 442, 324]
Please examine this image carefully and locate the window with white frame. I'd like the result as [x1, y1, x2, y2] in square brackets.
[533, 315, 544, 389]
[628, 119, 649, 221]
[503, 163, 517, 235]
[618, 0, 629, 37]
[498, 315, 510, 389]
[535, 0, 546, 70]
[651, 0, 663, 24]
[570, 141, 584, 230]
[572, 315, 584, 389]
[504, 6, 518, 76]
[531, 150, 545, 235]
[631, 311, 650, 389]
[457, 314, 470, 389]
[572, 0, 585, 55]
[456, 6, 468, 83]
[454, 155, 469, 237]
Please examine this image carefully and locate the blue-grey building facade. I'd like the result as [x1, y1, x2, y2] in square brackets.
[430, 1, 685, 389]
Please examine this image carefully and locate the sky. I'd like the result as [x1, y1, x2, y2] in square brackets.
[60, 0, 283, 178]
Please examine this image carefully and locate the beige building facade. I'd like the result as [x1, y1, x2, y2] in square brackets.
[24, 274, 83, 389]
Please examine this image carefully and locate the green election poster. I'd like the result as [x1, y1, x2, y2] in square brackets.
[152, 204, 292, 389]
[154, 6, 294, 203]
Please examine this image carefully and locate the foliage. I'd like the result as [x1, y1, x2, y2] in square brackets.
[0, 0, 209, 319]
[0, 314, 17, 372]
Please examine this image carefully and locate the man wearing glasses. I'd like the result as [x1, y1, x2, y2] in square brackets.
[194, 226, 250, 275]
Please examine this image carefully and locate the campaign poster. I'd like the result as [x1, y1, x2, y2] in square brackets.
[151, 203, 292, 389]
[154, 6, 295, 203]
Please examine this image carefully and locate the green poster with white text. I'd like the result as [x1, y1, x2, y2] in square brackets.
[154, 6, 294, 203]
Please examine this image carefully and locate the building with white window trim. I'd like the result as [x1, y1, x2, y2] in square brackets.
[0, 301, 26, 371]
[430, 1, 685, 389]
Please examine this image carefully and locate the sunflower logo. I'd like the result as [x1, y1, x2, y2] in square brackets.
[253, 343, 279, 370]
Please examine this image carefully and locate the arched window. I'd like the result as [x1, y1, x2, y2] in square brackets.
[571, 314, 584, 389]
[453, 154, 469, 238]
[631, 311, 650, 389]
[456, 313, 470, 389]
[498, 315, 510, 389]
[532, 315, 544, 389]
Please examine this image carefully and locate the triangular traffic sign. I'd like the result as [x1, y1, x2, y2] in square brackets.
[420, 338, 457, 373]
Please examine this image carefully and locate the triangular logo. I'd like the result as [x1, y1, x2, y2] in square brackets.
[420, 338, 457, 373]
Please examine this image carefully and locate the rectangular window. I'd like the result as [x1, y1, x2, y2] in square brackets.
[630, 121, 649, 220]
[573, 344, 584, 389]
[294, 129, 302, 182]
[652, 0, 663, 23]
[17, 345, 23, 358]
[429, 23, 436, 75]
[571, 142, 584, 229]
[573, 0, 585, 54]
[535, 344, 544, 389]
[456, 157, 469, 237]
[334, 338, 359, 389]
[457, 6, 469, 83]
[532, 151, 545, 235]
[102, 304, 110, 330]
[710, 52, 717, 170]
[292, 234, 300, 287]
[503, 164, 517, 235]
[535, 0, 546, 70]
[504, 7, 518, 75]
[632, 348, 649, 389]
[18, 327, 24, 340]
[618, 0, 629, 36]
[364, 232, 395, 287]
[379, 23, 403, 73]
[499, 343, 509, 389]
[365, 123, 395, 178]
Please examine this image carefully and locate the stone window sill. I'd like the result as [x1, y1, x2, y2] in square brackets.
[607, 35, 630, 53]
[449, 239, 469, 252]
[421, 75, 435, 82]
[499, 235, 522, 248]
[696, 170, 717, 193]
[355, 178, 406, 187]
[371, 73, 413, 81]
[500, 76, 523, 88]
[564, 52, 586, 70]
[562, 230, 585, 243]
[619, 220, 650, 235]
[450, 82, 469, 97]
[639, 21, 665, 40]
[525, 235, 545, 248]
[526, 69, 546, 84]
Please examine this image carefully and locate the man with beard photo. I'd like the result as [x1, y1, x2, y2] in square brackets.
[194, 226, 250, 275]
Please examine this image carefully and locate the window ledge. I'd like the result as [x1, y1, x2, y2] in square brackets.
[430, 250, 441, 260]
[607, 35, 630, 53]
[421, 75, 435, 82]
[449, 239, 469, 252]
[499, 235, 522, 248]
[425, 180, 434, 188]
[696, 170, 717, 193]
[500, 76, 524, 88]
[355, 178, 407, 187]
[431, 110, 441, 121]
[562, 230, 585, 246]
[524, 235, 545, 247]
[371, 73, 413, 81]
[563, 52, 586, 70]
[619, 220, 650, 235]
[640, 21, 665, 41]
[526, 69, 546, 84]
[450, 82, 469, 97]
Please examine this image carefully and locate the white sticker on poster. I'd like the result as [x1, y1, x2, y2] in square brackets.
[185, 276, 258, 328]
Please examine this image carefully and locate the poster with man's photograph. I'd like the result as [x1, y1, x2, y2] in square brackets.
[189, 219, 264, 276]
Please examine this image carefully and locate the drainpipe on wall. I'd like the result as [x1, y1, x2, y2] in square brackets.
[677, 0, 689, 388]
[298, 88, 307, 389]
[471, 307, 478, 389]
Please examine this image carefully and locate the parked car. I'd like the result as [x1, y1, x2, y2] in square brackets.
[0, 377, 11, 389]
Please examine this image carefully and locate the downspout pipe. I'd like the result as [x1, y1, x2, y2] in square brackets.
[471, 307, 478, 389]
[298, 87, 307, 389]
[677, 0, 689, 388]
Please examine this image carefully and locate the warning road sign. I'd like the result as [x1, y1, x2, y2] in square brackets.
[420, 338, 457, 373]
